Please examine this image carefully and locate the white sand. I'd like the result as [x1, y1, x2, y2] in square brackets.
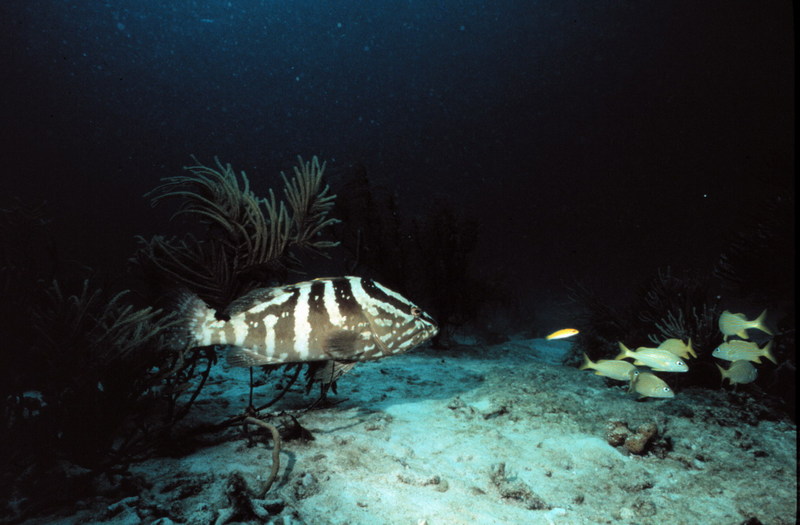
[26, 338, 797, 524]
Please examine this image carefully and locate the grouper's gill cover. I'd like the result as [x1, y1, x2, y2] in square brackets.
[179, 276, 438, 367]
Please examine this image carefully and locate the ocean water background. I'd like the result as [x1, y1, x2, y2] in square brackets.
[2, 0, 793, 311]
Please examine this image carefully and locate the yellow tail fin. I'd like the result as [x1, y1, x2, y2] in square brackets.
[754, 309, 773, 336]
[716, 363, 729, 386]
[762, 341, 778, 364]
[687, 337, 697, 358]
[615, 342, 631, 361]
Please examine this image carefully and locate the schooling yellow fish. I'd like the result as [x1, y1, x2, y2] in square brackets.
[579, 353, 639, 381]
[717, 360, 758, 385]
[545, 328, 579, 340]
[657, 338, 697, 359]
[629, 372, 674, 399]
[713, 340, 776, 364]
[616, 343, 689, 372]
[719, 310, 772, 341]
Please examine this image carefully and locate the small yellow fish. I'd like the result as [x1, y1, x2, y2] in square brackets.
[616, 343, 689, 372]
[716, 360, 758, 385]
[657, 338, 697, 359]
[579, 353, 639, 381]
[713, 340, 776, 364]
[545, 328, 579, 340]
[719, 310, 772, 341]
[629, 372, 674, 398]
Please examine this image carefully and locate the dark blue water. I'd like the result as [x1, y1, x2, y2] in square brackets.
[2, 0, 793, 307]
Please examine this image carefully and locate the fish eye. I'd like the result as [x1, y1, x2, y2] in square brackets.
[411, 306, 422, 317]
[663, 387, 672, 392]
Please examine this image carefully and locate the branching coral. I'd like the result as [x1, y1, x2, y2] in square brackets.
[714, 194, 793, 306]
[566, 267, 724, 389]
[0, 199, 58, 388]
[26, 279, 181, 464]
[133, 155, 339, 309]
[2, 157, 342, 519]
[0, 276, 187, 522]
[332, 166, 489, 347]
[637, 267, 722, 354]
[280, 156, 340, 256]
[333, 163, 407, 282]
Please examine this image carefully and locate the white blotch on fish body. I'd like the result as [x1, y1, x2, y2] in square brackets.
[294, 285, 311, 360]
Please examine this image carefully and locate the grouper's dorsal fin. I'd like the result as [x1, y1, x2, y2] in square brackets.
[223, 286, 290, 316]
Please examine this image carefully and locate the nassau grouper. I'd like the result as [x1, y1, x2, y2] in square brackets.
[175, 276, 438, 368]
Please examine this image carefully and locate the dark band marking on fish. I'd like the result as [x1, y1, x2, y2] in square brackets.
[332, 276, 361, 319]
[360, 277, 414, 314]
[306, 279, 327, 352]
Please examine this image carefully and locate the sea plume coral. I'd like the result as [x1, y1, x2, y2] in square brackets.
[133, 155, 339, 310]
[637, 267, 722, 355]
[0, 275, 182, 522]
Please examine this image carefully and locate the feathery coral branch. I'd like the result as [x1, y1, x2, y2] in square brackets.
[133, 155, 339, 308]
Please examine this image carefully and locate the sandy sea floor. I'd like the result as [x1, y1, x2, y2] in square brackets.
[22, 338, 797, 525]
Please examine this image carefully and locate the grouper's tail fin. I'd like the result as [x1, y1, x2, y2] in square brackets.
[164, 289, 212, 350]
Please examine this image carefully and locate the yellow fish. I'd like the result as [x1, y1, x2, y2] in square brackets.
[716, 360, 758, 385]
[713, 340, 776, 364]
[616, 343, 689, 372]
[545, 328, 579, 340]
[579, 353, 639, 381]
[718, 310, 772, 341]
[657, 338, 697, 359]
[629, 372, 674, 399]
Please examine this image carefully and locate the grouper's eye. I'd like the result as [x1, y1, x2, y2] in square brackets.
[411, 306, 422, 317]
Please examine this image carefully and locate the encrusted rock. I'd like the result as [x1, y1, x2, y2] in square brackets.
[624, 423, 658, 455]
[605, 420, 630, 447]
[606, 420, 659, 455]
[490, 462, 550, 511]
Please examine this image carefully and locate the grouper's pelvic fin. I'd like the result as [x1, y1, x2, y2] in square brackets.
[306, 360, 357, 396]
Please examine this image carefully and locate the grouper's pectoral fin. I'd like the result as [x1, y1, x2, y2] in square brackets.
[226, 347, 284, 367]
[324, 330, 366, 360]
